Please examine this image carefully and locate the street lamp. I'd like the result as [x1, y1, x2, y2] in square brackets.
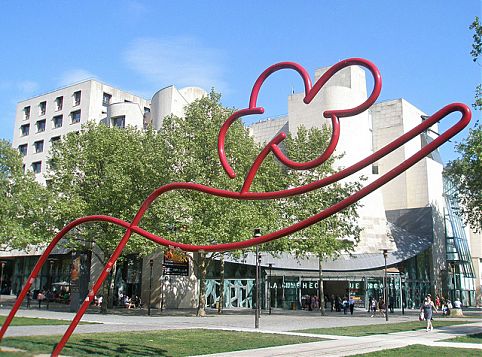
[0, 261, 5, 304]
[268, 263, 272, 315]
[148, 259, 154, 316]
[380, 249, 389, 321]
[254, 228, 261, 329]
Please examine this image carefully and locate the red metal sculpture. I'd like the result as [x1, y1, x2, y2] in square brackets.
[0, 58, 471, 356]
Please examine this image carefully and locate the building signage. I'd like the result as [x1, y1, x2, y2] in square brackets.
[269, 280, 319, 289]
[163, 250, 189, 276]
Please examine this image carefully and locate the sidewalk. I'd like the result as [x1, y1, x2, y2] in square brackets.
[1, 300, 481, 356]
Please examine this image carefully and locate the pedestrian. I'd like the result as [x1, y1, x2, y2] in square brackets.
[37, 291, 45, 309]
[370, 298, 377, 317]
[389, 295, 394, 313]
[26, 290, 31, 309]
[330, 294, 335, 312]
[420, 295, 437, 331]
[342, 296, 348, 314]
[349, 295, 355, 315]
[378, 299, 385, 317]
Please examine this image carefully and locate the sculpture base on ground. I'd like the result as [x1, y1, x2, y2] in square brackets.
[450, 308, 464, 317]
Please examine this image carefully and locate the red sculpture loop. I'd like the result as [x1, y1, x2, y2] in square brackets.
[0, 58, 471, 356]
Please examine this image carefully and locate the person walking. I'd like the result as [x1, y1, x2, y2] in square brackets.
[420, 295, 437, 331]
[37, 291, 45, 309]
[370, 297, 377, 317]
[349, 295, 355, 315]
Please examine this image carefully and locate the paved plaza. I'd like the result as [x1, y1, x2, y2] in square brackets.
[1, 296, 481, 356]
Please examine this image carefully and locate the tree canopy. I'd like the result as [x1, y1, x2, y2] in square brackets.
[470, 16, 482, 110]
[442, 18, 482, 231]
[46, 123, 169, 261]
[444, 126, 482, 231]
[0, 139, 53, 250]
[278, 126, 362, 259]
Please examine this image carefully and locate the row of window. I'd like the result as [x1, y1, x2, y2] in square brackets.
[20, 110, 81, 136]
[18, 136, 60, 157]
[23, 91, 81, 120]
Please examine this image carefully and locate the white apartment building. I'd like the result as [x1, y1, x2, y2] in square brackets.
[12, 79, 206, 185]
[5, 80, 206, 308]
[12, 80, 149, 185]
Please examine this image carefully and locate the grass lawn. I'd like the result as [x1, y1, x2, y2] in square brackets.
[294, 320, 471, 336]
[1, 329, 323, 356]
[443, 332, 482, 344]
[0, 315, 95, 326]
[352, 344, 482, 356]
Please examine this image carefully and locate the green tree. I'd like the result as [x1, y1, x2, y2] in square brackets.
[0, 139, 53, 250]
[470, 16, 482, 110]
[444, 126, 482, 231]
[158, 91, 284, 316]
[443, 17, 482, 231]
[275, 127, 362, 257]
[47, 123, 170, 309]
[277, 126, 363, 313]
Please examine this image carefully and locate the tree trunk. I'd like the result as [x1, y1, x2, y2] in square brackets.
[319, 255, 325, 316]
[218, 255, 225, 314]
[100, 261, 116, 314]
[197, 253, 207, 317]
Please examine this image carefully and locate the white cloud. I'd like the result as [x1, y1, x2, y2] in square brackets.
[17, 80, 39, 93]
[58, 69, 97, 86]
[124, 0, 147, 18]
[123, 37, 227, 93]
[0, 80, 39, 94]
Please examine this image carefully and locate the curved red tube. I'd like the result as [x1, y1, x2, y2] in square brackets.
[0, 56, 471, 357]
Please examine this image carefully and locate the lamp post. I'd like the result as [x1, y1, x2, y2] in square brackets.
[380, 249, 389, 321]
[148, 259, 154, 316]
[268, 263, 272, 315]
[254, 228, 261, 329]
[49, 259, 55, 290]
[0, 261, 5, 304]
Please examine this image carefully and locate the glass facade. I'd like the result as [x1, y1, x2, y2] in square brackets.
[444, 178, 476, 306]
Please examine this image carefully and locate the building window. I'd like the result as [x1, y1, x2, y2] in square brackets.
[55, 96, 63, 111]
[34, 140, 44, 153]
[36, 119, 46, 133]
[53, 115, 63, 128]
[20, 124, 30, 136]
[71, 110, 81, 124]
[32, 161, 42, 174]
[23, 106, 30, 120]
[372, 164, 379, 175]
[18, 144, 28, 156]
[39, 101, 46, 116]
[73, 91, 81, 106]
[144, 107, 150, 113]
[51, 136, 61, 144]
[112, 116, 125, 128]
[102, 92, 112, 106]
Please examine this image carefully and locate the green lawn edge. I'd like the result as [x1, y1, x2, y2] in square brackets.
[441, 332, 482, 344]
[352, 344, 482, 356]
[0, 315, 96, 326]
[293, 320, 472, 336]
[2, 329, 324, 356]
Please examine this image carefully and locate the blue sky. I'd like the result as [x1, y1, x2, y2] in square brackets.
[0, 0, 480, 162]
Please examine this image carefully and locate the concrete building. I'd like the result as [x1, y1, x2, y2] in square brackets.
[207, 64, 478, 311]
[4, 80, 206, 309]
[3, 65, 478, 312]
